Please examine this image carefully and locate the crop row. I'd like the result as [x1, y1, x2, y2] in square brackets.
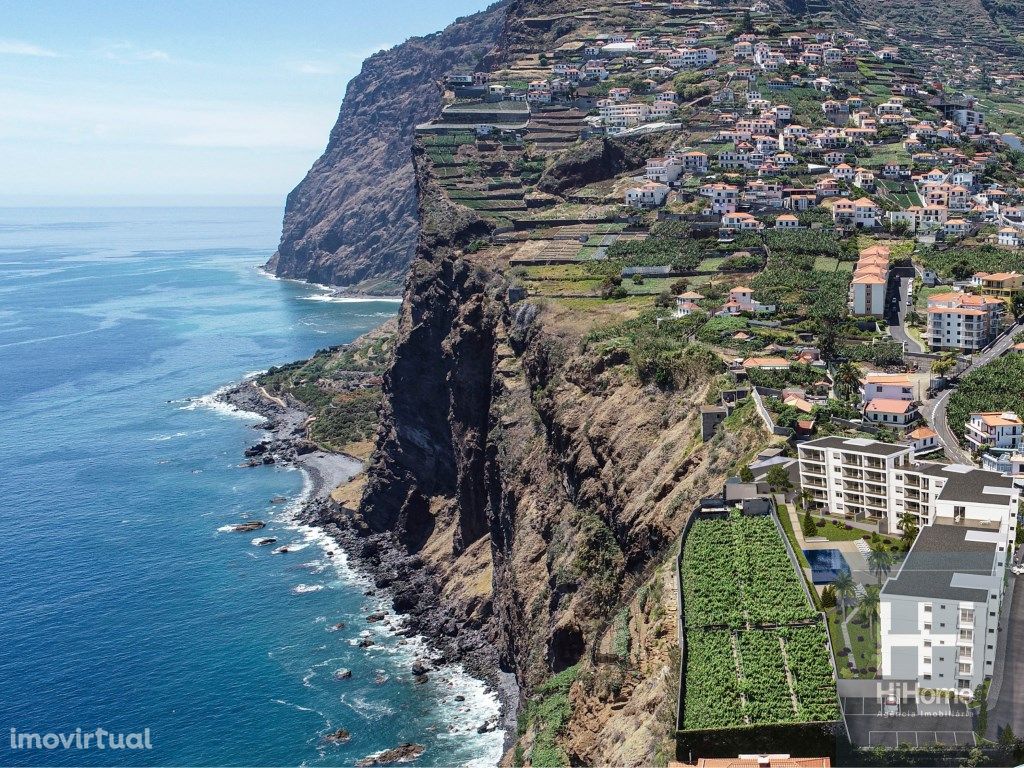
[682, 512, 815, 628]
[683, 623, 839, 730]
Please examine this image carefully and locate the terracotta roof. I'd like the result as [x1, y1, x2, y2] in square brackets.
[866, 398, 916, 415]
[907, 427, 937, 439]
[972, 411, 1022, 427]
[742, 356, 790, 368]
[863, 374, 911, 385]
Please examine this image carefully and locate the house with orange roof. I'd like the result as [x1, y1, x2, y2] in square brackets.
[925, 290, 1004, 351]
[965, 411, 1023, 452]
[864, 397, 919, 431]
[742, 356, 790, 370]
[723, 285, 775, 315]
[971, 270, 1023, 301]
[860, 373, 914, 405]
[997, 227, 1022, 248]
[902, 426, 939, 456]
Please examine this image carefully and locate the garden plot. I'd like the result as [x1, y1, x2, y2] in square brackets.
[681, 511, 840, 731]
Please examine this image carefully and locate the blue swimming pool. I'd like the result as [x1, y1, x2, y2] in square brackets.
[804, 548, 852, 584]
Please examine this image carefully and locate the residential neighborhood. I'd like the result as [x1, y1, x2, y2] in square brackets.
[413, 0, 1024, 763]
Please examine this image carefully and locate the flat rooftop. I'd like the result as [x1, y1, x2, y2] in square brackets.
[799, 436, 911, 457]
[912, 462, 1019, 506]
[881, 524, 998, 603]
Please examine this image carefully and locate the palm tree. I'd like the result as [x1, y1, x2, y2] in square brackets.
[833, 571, 856, 623]
[834, 362, 861, 402]
[860, 587, 880, 633]
[867, 543, 894, 585]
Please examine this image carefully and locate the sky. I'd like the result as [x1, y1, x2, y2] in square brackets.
[0, 0, 491, 205]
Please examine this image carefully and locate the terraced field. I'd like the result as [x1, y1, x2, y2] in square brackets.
[681, 511, 840, 731]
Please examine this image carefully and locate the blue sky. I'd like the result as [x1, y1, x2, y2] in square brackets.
[0, 0, 490, 205]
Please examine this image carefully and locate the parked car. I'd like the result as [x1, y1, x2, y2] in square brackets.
[882, 693, 900, 716]
[1012, 563, 1024, 576]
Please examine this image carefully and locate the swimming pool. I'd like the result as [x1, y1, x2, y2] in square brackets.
[804, 548, 852, 584]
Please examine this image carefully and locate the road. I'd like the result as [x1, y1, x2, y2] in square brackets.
[988, 576, 1024, 740]
[888, 276, 923, 354]
[918, 321, 1021, 465]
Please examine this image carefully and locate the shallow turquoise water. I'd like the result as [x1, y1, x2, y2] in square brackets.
[0, 208, 502, 766]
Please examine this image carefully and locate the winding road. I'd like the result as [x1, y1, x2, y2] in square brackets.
[919, 321, 1022, 465]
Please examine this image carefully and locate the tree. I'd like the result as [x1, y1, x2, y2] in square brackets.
[802, 509, 818, 538]
[867, 543, 895, 585]
[765, 464, 792, 493]
[834, 362, 862, 402]
[1011, 291, 1024, 323]
[932, 351, 958, 378]
[739, 465, 754, 483]
[833, 571, 856, 623]
[898, 512, 919, 547]
[821, 584, 837, 609]
[860, 587, 880, 632]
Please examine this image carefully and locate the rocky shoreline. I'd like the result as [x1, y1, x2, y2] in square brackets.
[220, 378, 519, 750]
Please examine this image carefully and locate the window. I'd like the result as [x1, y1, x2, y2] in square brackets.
[924, 605, 932, 613]
[924, 623, 932, 632]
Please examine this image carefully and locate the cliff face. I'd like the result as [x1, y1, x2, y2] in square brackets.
[265, 2, 507, 293]
[349, 145, 769, 764]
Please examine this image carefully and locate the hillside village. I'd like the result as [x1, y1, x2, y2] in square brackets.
[402, 0, 1024, 764]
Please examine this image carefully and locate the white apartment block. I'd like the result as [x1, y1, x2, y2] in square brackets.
[881, 523, 1009, 693]
[796, 436, 1019, 543]
[925, 291, 1004, 352]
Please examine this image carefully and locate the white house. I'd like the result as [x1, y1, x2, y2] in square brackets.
[965, 412, 1024, 453]
[625, 181, 670, 208]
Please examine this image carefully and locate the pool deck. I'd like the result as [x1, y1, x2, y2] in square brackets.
[786, 505, 873, 585]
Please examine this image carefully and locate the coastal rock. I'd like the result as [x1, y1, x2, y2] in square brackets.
[410, 660, 430, 676]
[355, 744, 425, 767]
[252, 537, 277, 546]
[333, 668, 353, 680]
[366, 611, 386, 623]
[229, 521, 265, 533]
[270, 495, 287, 504]
[328, 622, 346, 632]
[357, 638, 375, 648]
[413, 673, 429, 685]
[323, 728, 351, 744]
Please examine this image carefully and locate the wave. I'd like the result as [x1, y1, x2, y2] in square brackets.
[177, 383, 262, 421]
[299, 294, 403, 304]
[339, 694, 396, 720]
[147, 430, 194, 442]
[292, 583, 325, 594]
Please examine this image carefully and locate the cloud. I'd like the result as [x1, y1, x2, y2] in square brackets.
[98, 41, 172, 62]
[0, 39, 59, 58]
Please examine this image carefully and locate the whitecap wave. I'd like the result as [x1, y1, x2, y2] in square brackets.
[292, 583, 325, 594]
[299, 293, 403, 304]
[178, 383, 263, 421]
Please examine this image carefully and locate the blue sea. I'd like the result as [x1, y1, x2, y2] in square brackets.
[0, 208, 503, 767]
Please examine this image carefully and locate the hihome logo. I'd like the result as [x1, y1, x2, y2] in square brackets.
[9, 728, 152, 751]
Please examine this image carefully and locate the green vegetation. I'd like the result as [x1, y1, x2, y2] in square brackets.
[947, 353, 1024, 441]
[520, 665, 580, 767]
[804, 517, 871, 542]
[921, 245, 1024, 280]
[682, 512, 815, 628]
[257, 335, 393, 453]
[582, 310, 724, 389]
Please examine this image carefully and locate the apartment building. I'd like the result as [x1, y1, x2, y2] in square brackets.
[849, 245, 890, 316]
[880, 523, 1009, 693]
[925, 291, 1004, 351]
[796, 436, 1020, 542]
[971, 271, 1023, 301]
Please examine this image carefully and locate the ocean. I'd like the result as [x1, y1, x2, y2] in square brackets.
[0, 207, 503, 767]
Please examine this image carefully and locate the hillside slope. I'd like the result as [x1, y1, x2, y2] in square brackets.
[265, 2, 507, 294]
